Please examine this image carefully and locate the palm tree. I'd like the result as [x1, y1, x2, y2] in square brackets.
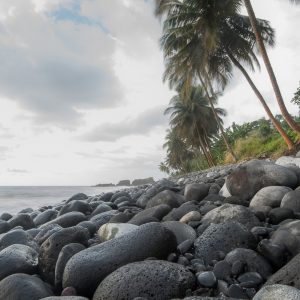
[243, 0, 300, 137]
[156, 0, 295, 150]
[165, 86, 226, 167]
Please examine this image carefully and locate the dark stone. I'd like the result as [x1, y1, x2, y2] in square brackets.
[0, 213, 12, 221]
[128, 204, 171, 225]
[55, 243, 86, 290]
[185, 183, 210, 202]
[225, 248, 273, 280]
[178, 239, 193, 254]
[0, 274, 53, 300]
[34, 224, 62, 245]
[194, 222, 257, 265]
[197, 271, 217, 288]
[8, 213, 35, 230]
[163, 202, 199, 221]
[89, 211, 117, 228]
[0, 229, 36, 250]
[59, 201, 91, 216]
[99, 192, 113, 202]
[0, 244, 38, 280]
[63, 222, 177, 296]
[163, 221, 197, 245]
[224, 196, 248, 207]
[40, 212, 87, 228]
[228, 284, 248, 299]
[231, 260, 245, 276]
[0, 221, 11, 234]
[108, 211, 135, 223]
[281, 190, 300, 213]
[226, 160, 298, 201]
[213, 260, 231, 280]
[238, 272, 263, 287]
[269, 207, 294, 224]
[76, 221, 97, 235]
[146, 190, 184, 209]
[68, 193, 88, 201]
[111, 191, 130, 202]
[39, 226, 89, 284]
[92, 260, 195, 300]
[34, 209, 58, 227]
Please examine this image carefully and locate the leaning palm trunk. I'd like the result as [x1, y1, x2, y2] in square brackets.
[202, 130, 216, 166]
[244, 0, 300, 137]
[198, 72, 238, 162]
[227, 50, 295, 150]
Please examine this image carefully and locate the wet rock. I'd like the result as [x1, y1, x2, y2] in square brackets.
[250, 186, 292, 208]
[39, 226, 89, 284]
[226, 160, 297, 201]
[194, 222, 256, 265]
[128, 204, 171, 225]
[55, 243, 85, 290]
[184, 183, 210, 202]
[177, 239, 193, 254]
[63, 222, 177, 296]
[213, 260, 231, 280]
[253, 284, 300, 300]
[228, 284, 248, 299]
[40, 212, 87, 229]
[146, 190, 184, 209]
[98, 223, 138, 241]
[0, 244, 38, 280]
[59, 201, 91, 216]
[163, 221, 197, 244]
[0, 273, 53, 300]
[202, 204, 260, 229]
[238, 272, 263, 287]
[197, 271, 217, 288]
[92, 260, 195, 300]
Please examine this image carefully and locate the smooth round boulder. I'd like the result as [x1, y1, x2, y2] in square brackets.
[128, 204, 171, 225]
[0, 221, 11, 234]
[269, 207, 294, 224]
[8, 213, 35, 230]
[91, 204, 112, 217]
[41, 297, 88, 300]
[146, 190, 184, 209]
[194, 221, 257, 265]
[202, 204, 260, 229]
[225, 248, 273, 280]
[253, 284, 300, 300]
[34, 209, 58, 227]
[92, 260, 195, 300]
[280, 190, 300, 213]
[39, 226, 89, 284]
[63, 222, 177, 296]
[270, 220, 300, 256]
[184, 183, 210, 202]
[40, 212, 87, 229]
[34, 224, 62, 245]
[163, 221, 197, 244]
[68, 193, 88, 201]
[0, 213, 12, 221]
[0, 229, 36, 250]
[250, 186, 292, 208]
[180, 211, 201, 223]
[0, 273, 53, 300]
[0, 244, 38, 280]
[55, 243, 85, 290]
[89, 211, 117, 228]
[226, 160, 298, 201]
[163, 202, 199, 221]
[59, 201, 91, 216]
[98, 223, 138, 241]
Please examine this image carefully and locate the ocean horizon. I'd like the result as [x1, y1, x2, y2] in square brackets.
[0, 186, 126, 214]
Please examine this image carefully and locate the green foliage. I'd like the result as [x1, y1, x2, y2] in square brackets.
[291, 83, 300, 106]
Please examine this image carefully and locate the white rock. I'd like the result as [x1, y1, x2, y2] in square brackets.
[98, 223, 138, 241]
[276, 156, 300, 167]
[253, 284, 300, 300]
[219, 182, 232, 197]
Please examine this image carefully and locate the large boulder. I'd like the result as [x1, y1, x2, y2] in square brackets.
[254, 284, 300, 300]
[202, 204, 260, 229]
[226, 160, 298, 201]
[280, 190, 300, 213]
[92, 260, 196, 300]
[0, 244, 38, 280]
[0, 229, 37, 250]
[270, 220, 300, 256]
[184, 183, 210, 202]
[0, 273, 53, 300]
[58, 201, 91, 216]
[146, 190, 184, 209]
[98, 223, 138, 241]
[163, 202, 199, 221]
[265, 252, 300, 288]
[276, 156, 300, 167]
[41, 298, 88, 300]
[128, 204, 171, 225]
[0, 220, 11, 234]
[34, 209, 58, 227]
[250, 186, 292, 208]
[89, 211, 117, 228]
[8, 213, 35, 230]
[194, 221, 257, 265]
[68, 193, 88, 201]
[40, 212, 87, 228]
[62, 222, 177, 296]
[39, 226, 89, 284]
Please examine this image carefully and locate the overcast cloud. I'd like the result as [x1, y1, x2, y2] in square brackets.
[0, 0, 299, 185]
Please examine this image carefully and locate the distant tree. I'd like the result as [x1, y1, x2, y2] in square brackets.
[292, 83, 300, 106]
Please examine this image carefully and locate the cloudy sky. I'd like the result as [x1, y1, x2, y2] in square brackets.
[0, 0, 299, 185]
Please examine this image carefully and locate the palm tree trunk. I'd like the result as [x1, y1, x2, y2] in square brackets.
[227, 50, 295, 150]
[198, 71, 238, 162]
[244, 0, 300, 137]
[203, 131, 215, 166]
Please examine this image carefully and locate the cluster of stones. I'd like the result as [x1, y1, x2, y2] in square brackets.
[0, 157, 300, 299]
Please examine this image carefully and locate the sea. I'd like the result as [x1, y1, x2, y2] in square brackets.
[0, 186, 125, 214]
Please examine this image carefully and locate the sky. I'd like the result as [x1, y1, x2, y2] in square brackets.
[0, 0, 299, 186]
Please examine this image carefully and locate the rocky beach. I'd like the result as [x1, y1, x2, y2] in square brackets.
[0, 156, 300, 299]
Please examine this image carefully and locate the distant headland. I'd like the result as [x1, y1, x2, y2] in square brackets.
[93, 177, 155, 187]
